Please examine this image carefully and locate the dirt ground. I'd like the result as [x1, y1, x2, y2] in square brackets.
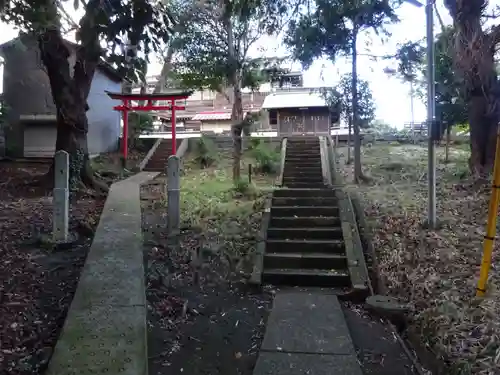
[141, 150, 275, 375]
[0, 161, 105, 375]
[338, 142, 500, 375]
[0, 151, 145, 375]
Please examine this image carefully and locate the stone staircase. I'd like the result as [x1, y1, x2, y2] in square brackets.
[262, 136, 351, 287]
[143, 139, 179, 172]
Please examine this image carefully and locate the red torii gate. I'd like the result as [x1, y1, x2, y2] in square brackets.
[106, 90, 193, 161]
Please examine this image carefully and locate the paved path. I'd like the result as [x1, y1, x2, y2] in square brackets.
[253, 291, 363, 375]
[46, 172, 158, 375]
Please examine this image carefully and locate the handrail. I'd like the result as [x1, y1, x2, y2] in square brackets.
[138, 138, 163, 171]
[326, 135, 340, 186]
[276, 137, 287, 187]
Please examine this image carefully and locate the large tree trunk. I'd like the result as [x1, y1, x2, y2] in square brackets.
[468, 94, 497, 175]
[446, 0, 500, 175]
[351, 27, 366, 183]
[222, 2, 243, 184]
[231, 80, 244, 183]
[346, 115, 352, 164]
[38, 2, 107, 193]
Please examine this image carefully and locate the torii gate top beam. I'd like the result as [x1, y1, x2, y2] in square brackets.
[106, 89, 193, 160]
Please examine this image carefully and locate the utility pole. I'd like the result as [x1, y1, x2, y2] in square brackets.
[426, 0, 437, 228]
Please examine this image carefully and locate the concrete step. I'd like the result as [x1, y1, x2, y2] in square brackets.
[271, 205, 339, 217]
[269, 216, 341, 228]
[143, 167, 163, 172]
[282, 174, 323, 181]
[267, 227, 343, 240]
[283, 167, 322, 173]
[264, 252, 348, 270]
[253, 292, 363, 375]
[283, 166, 322, 172]
[284, 182, 326, 188]
[284, 163, 322, 168]
[286, 148, 320, 151]
[282, 177, 324, 184]
[272, 197, 338, 207]
[285, 157, 321, 166]
[262, 268, 350, 287]
[282, 170, 323, 177]
[286, 149, 320, 154]
[287, 140, 319, 145]
[273, 188, 336, 198]
[285, 157, 321, 161]
[266, 239, 345, 253]
[145, 162, 167, 169]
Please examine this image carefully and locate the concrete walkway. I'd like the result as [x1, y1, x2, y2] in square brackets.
[253, 291, 363, 375]
[46, 172, 158, 375]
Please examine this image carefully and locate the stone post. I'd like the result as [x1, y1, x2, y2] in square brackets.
[53, 150, 69, 242]
[166, 155, 180, 235]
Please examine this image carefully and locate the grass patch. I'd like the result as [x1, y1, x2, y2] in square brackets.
[173, 150, 276, 261]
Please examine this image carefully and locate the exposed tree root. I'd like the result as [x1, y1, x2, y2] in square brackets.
[354, 173, 372, 185]
[39, 159, 109, 197]
[81, 161, 109, 195]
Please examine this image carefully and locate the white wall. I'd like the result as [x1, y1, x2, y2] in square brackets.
[86, 70, 122, 154]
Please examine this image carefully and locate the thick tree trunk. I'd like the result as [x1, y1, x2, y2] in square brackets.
[468, 94, 497, 176]
[346, 116, 352, 164]
[350, 27, 366, 183]
[231, 81, 244, 183]
[446, 0, 499, 176]
[222, 3, 243, 184]
[444, 125, 451, 163]
[38, 11, 107, 193]
[154, 46, 175, 95]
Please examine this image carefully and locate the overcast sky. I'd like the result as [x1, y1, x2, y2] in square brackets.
[0, 1, 459, 128]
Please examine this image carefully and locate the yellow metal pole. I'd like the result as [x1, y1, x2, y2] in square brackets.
[477, 125, 500, 297]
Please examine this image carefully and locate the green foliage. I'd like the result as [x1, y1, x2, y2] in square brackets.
[322, 73, 376, 128]
[252, 142, 279, 174]
[232, 178, 258, 198]
[394, 27, 468, 132]
[0, 0, 174, 85]
[368, 119, 397, 134]
[284, 0, 398, 68]
[129, 112, 153, 136]
[248, 137, 262, 151]
[171, 1, 287, 94]
[193, 135, 218, 168]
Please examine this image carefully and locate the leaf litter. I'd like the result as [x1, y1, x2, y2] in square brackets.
[141, 152, 274, 375]
[339, 143, 500, 375]
[0, 161, 106, 375]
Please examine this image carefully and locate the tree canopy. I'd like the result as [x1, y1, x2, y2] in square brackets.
[394, 26, 468, 132]
[1, 0, 173, 82]
[284, 0, 397, 68]
[322, 73, 375, 128]
[171, 0, 286, 94]
[284, 0, 397, 182]
[0, 0, 175, 191]
[170, 0, 287, 182]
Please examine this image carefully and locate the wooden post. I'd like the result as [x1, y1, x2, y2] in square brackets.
[53, 150, 69, 242]
[248, 163, 252, 184]
[445, 125, 451, 163]
[167, 155, 180, 235]
[171, 99, 177, 155]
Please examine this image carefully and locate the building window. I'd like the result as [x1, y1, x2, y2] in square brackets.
[269, 110, 278, 125]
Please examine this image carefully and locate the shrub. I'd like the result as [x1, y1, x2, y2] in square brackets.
[233, 179, 258, 199]
[194, 135, 217, 168]
[252, 142, 280, 174]
[248, 137, 262, 150]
